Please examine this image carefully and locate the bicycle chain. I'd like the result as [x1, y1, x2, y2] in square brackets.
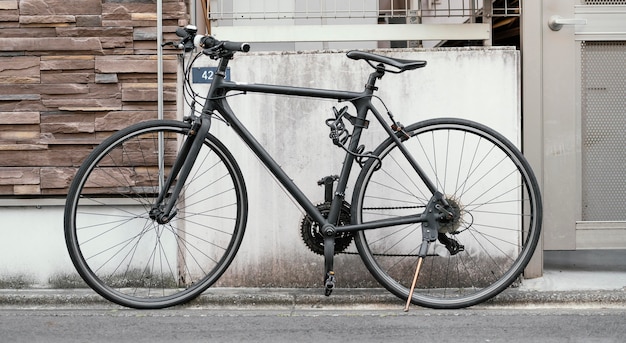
[341, 205, 467, 257]
[361, 205, 425, 211]
[301, 203, 464, 258]
[336, 205, 427, 257]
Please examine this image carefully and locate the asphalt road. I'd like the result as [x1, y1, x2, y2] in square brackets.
[1, 306, 625, 343]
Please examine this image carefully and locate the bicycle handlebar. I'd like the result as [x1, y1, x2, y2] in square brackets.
[172, 25, 250, 56]
[197, 35, 251, 53]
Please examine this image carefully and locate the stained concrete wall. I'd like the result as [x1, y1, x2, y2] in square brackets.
[0, 47, 519, 287]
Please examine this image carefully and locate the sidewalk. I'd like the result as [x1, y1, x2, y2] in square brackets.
[1, 269, 625, 309]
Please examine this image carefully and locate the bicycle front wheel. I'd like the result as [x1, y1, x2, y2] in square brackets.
[64, 120, 247, 309]
[352, 118, 542, 309]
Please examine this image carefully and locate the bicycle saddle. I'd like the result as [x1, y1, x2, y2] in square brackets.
[346, 50, 427, 72]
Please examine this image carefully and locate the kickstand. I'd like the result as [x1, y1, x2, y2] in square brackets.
[404, 241, 430, 312]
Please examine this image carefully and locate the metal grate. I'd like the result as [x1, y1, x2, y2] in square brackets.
[580, 41, 626, 221]
[583, 0, 626, 4]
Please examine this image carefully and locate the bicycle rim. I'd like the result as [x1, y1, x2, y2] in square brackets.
[353, 118, 542, 309]
[64, 120, 247, 309]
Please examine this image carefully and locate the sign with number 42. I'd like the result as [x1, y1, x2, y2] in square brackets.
[192, 67, 231, 83]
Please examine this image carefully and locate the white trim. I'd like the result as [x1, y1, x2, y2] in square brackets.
[0, 197, 149, 207]
[211, 23, 490, 42]
[0, 198, 65, 207]
[576, 222, 626, 249]
[574, 5, 626, 41]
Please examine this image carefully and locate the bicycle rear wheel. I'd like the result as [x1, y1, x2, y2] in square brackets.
[64, 120, 247, 309]
[352, 118, 541, 309]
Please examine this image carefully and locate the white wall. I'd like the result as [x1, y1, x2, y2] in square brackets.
[0, 204, 72, 286]
[209, 0, 379, 51]
[0, 47, 519, 287]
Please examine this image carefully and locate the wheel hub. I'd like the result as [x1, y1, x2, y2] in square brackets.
[438, 196, 464, 234]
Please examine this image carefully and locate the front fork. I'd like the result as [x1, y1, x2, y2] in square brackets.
[149, 114, 211, 224]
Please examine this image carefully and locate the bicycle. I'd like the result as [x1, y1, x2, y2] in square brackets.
[64, 25, 542, 310]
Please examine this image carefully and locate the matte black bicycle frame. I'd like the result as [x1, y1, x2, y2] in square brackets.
[152, 52, 449, 288]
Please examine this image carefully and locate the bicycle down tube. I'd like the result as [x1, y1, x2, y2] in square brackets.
[202, 57, 436, 234]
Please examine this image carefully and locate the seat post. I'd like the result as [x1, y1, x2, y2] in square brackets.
[364, 63, 385, 92]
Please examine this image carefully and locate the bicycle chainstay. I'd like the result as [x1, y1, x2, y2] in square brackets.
[304, 183, 465, 258]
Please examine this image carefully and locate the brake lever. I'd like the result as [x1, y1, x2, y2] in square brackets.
[202, 44, 225, 59]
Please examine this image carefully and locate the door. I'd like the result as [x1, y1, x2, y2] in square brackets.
[523, 0, 626, 255]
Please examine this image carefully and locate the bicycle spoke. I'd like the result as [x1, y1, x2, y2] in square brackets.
[354, 118, 541, 309]
[65, 122, 247, 309]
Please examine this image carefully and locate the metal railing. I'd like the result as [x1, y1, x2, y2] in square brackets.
[207, 0, 520, 21]
[204, 0, 520, 46]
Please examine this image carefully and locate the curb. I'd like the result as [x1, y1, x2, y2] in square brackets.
[1, 287, 626, 309]
[489, 288, 626, 307]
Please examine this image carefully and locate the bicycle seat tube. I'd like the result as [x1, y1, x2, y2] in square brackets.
[326, 64, 390, 216]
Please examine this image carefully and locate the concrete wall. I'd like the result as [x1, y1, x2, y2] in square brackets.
[0, 47, 520, 288]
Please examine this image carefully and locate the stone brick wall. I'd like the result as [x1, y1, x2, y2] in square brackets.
[0, 0, 188, 196]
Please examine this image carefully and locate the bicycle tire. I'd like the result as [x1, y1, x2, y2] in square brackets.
[64, 120, 248, 309]
[352, 118, 542, 309]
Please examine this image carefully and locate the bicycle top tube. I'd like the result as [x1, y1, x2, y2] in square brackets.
[219, 81, 366, 102]
[207, 52, 426, 101]
[205, 55, 392, 104]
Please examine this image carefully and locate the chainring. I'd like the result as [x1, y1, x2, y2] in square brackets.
[300, 201, 354, 255]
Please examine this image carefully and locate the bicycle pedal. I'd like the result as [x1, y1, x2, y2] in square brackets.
[324, 271, 336, 296]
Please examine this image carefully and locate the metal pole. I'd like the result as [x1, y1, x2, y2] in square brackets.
[157, 0, 165, 188]
[483, 0, 493, 46]
[408, 0, 422, 48]
[157, 0, 164, 121]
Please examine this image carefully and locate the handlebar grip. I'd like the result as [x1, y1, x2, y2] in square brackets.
[222, 41, 251, 53]
[197, 35, 250, 53]
[175, 27, 188, 38]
